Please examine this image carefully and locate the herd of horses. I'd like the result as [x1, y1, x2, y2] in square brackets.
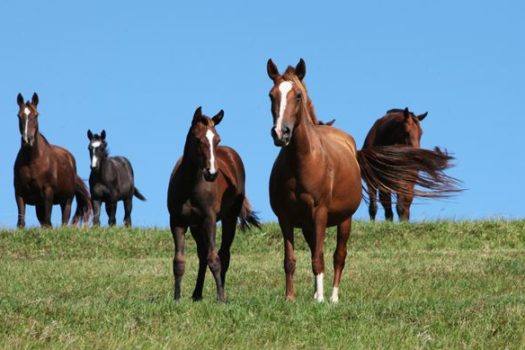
[12, 59, 460, 303]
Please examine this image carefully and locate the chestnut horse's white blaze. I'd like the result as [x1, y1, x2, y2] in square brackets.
[275, 81, 293, 138]
[206, 129, 216, 174]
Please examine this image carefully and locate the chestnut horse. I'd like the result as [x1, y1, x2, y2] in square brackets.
[14, 93, 92, 228]
[363, 108, 427, 221]
[267, 59, 459, 302]
[167, 107, 260, 302]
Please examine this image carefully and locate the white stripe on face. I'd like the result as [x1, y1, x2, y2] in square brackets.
[276, 81, 293, 137]
[90, 141, 102, 168]
[23, 107, 30, 142]
[205, 129, 216, 174]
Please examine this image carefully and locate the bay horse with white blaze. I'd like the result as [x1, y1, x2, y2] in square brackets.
[14, 93, 92, 228]
[87, 130, 146, 227]
[267, 59, 460, 302]
[363, 108, 427, 221]
[167, 107, 260, 302]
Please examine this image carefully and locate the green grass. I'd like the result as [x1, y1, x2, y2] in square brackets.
[1, 221, 524, 349]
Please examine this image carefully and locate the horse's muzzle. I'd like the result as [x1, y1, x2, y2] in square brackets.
[271, 126, 292, 147]
[21, 136, 35, 147]
[204, 169, 218, 181]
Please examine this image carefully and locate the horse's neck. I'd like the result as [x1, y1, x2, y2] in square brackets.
[180, 157, 203, 184]
[288, 109, 320, 158]
[21, 132, 48, 160]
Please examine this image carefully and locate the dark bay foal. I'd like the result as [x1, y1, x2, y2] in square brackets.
[167, 107, 260, 302]
[87, 130, 146, 227]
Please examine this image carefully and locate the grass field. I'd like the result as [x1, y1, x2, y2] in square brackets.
[1, 221, 524, 349]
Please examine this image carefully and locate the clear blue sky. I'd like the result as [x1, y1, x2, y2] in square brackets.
[1, 1, 523, 227]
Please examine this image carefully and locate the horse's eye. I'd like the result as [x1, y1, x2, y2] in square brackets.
[269, 93, 274, 101]
[296, 92, 302, 100]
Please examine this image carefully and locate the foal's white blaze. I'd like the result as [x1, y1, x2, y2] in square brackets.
[23, 107, 30, 142]
[330, 287, 339, 303]
[275, 81, 293, 138]
[314, 273, 325, 302]
[206, 129, 216, 174]
[90, 141, 102, 168]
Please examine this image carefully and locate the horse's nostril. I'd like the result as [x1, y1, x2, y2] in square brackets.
[282, 126, 291, 135]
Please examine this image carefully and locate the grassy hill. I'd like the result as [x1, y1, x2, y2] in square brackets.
[1, 221, 524, 349]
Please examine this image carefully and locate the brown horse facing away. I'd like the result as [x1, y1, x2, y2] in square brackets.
[14, 93, 92, 228]
[267, 59, 460, 302]
[167, 107, 260, 302]
[363, 108, 428, 221]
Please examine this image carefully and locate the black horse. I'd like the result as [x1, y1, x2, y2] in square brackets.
[87, 130, 146, 227]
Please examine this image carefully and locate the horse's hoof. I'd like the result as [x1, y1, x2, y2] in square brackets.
[192, 295, 203, 302]
[285, 295, 296, 302]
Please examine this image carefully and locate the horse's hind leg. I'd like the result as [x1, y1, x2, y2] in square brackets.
[190, 227, 207, 301]
[123, 198, 133, 227]
[331, 217, 351, 303]
[366, 183, 378, 221]
[218, 214, 238, 289]
[105, 202, 117, 226]
[60, 198, 73, 226]
[379, 190, 394, 221]
[170, 216, 187, 301]
[15, 194, 26, 228]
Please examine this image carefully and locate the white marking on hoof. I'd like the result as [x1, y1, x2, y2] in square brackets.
[330, 287, 339, 303]
[313, 273, 325, 302]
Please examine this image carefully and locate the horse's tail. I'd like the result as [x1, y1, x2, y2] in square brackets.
[238, 196, 261, 232]
[356, 146, 462, 200]
[71, 176, 93, 225]
[134, 187, 146, 201]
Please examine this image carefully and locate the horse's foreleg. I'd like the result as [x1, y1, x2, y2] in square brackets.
[123, 198, 133, 227]
[379, 190, 393, 221]
[190, 226, 207, 301]
[105, 202, 117, 226]
[60, 198, 73, 226]
[203, 214, 224, 302]
[15, 194, 26, 228]
[331, 217, 352, 303]
[41, 188, 53, 227]
[312, 208, 328, 302]
[396, 185, 414, 222]
[170, 216, 187, 301]
[280, 218, 296, 301]
[92, 199, 102, 226]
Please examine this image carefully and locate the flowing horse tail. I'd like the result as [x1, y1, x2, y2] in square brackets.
[356, 146, 462, 199]
[134, 187, 147, 201]
[238, 196, 261, 231]
[71, 176, 93, 225]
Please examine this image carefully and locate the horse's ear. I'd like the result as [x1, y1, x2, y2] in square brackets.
[212, 109, 224, 126]
[192, 106, 203, 124]
[295, 58, 306, 81]
[87, 130, 93, 140]
[417, 112, 428, 121]
[101, 130, 106, 140]
[403, 107, 410, 120]
[31, 93, 39, 107]
[267, 59, 280, 81]
[17, 93, 24, 107]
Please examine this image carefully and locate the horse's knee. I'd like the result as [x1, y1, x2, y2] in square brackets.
[312, 255, 325, 275]
[333, 249, 347, 268]
[173, 254, 185, 277]
[284, 257, 296, 274]
[207, 253, 221, 273]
